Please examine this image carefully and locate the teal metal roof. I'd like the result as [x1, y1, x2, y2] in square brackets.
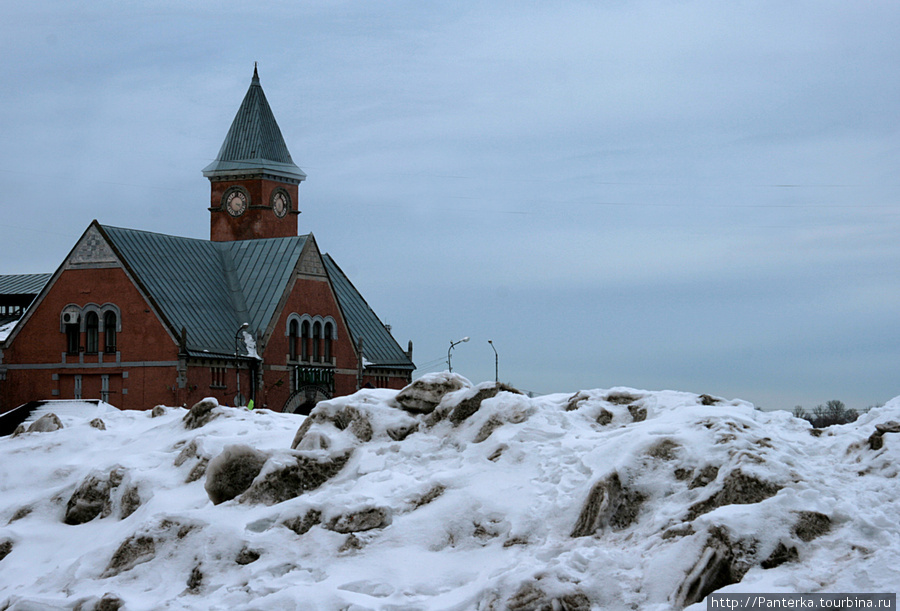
[226, 237, 306, 333]
[202, 67, 306, 183]
[0, 274, 51, 295]
[91, 224, 410, 369]
[101, 225, 306, 358]
[323, 254, 415, 370]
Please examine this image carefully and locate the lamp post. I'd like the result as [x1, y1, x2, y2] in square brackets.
[234, 322, 249, 405]
[488, 340, 498, 383]
[447, 336, 469, 373]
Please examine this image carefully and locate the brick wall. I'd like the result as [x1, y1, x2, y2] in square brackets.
[1, 267, 180, 411]
[209, 178, 299, 241]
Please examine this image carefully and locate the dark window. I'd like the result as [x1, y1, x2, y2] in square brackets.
[289, 319, 299, 361]
[324, 322, 333, 362]
[66, 324, 80, 355]
[104, 311, 117, 353]
[85, 312, 99, 354]
[301, 321, 310, 361]
[312, 322, 322, 362]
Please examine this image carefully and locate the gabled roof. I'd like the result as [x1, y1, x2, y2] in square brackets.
[101, 224, 307, 358]
[202, 67, 306, 183]
[323, 254, 415, 370]
[95, 224, 413, 370]
[0, 274, 51, 296]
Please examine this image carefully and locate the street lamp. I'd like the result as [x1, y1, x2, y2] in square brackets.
[447, 336, 469, 373]
[488, 340, 498, 383]
[234, 322, 249, 405]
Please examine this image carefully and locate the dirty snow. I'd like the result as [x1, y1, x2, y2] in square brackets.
[1, 377, 898, 610]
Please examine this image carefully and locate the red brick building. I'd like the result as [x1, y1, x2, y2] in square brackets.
[0, 68, 414, 414]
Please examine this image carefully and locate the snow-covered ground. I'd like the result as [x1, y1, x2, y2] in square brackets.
[1, 374, 898, 610]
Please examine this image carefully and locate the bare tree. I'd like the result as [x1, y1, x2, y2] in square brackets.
[796, 399, 858, 428]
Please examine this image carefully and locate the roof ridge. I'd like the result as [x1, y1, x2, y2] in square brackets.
[100, 224, 207, 243]
[224, 235, 309, 349]
[217, 247, 251, 333]
[102, 224, 306, 248]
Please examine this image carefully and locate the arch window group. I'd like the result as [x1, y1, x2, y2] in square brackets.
[61, 303, 121, 355]
[287, 314, 336, 364]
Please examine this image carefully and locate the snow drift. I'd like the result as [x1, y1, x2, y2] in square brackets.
[1, 374, 898, 610]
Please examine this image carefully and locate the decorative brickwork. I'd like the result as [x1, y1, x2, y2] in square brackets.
[298, 239, 326, 276]
[68, 226, 119, 268]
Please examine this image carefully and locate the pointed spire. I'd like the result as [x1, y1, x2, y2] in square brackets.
[202, 67, 306, 183]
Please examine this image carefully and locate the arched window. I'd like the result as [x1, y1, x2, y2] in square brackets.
[66, 324, 80, 355]
[288, 319, 299, 361]
[85, 312, 99, 354]
[312, 322, 322, 362]
[104, 311, 117, 353]
[301, 321, 310, 361]
[324, 322, 333, 362]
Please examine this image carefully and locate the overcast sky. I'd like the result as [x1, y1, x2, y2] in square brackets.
[3, 1, 899, 411]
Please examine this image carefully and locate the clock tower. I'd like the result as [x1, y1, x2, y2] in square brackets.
[203, 66, 307, 242]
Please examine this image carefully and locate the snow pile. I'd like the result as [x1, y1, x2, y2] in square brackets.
[1, 374, 899, 610]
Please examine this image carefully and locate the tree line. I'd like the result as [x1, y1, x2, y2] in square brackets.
[792, 399, 858, 428]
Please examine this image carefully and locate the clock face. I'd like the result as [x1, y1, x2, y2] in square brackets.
[224, 189, 248, 217]
[272, 191, 289, 218]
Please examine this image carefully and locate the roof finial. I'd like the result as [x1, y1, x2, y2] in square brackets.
[252, 62, 259, 82]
